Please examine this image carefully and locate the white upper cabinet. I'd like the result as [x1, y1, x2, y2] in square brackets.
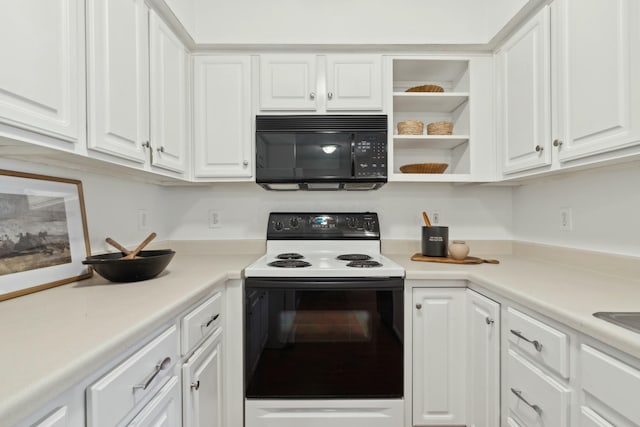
[193, 55, 252, 179]
[86, 0, 150, 164]
[496, 6, 552, 174]
[325, 55, 382, 111]
[259, 55, 318, 111]
[0, 0, 83, 144]
[149, 10, 188, 174]
[553, 0, 640, 162]
[259, 54, 383, 112]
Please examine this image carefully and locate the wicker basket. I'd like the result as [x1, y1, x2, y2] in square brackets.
[427, 121, 454, 135]
[397, 120, 424, 135]
[405, 84, 444, 93]
[399, 163, 448, 174]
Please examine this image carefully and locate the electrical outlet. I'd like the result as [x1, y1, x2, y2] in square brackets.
[560, 208, 573, 231]
[431, 210, 441, 225]
[137, 209, 148, 230]
[209, 210, 221, 228]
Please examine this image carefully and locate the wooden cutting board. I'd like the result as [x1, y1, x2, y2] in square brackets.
[411, 253, 500, 264]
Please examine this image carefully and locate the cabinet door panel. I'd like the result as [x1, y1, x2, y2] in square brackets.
[554, 0, 640, 162]
[87, 0, 149, 163]
[183, 328, 223, 427]
[326, 55, 382, 111]
[412, 288, 465, 425]
[127, 376, 181, 427]
[467, 290, 500, 427]
[0, 0, 81, 142]
[149, 11, 187, 173]
[259, 55, 317, 111]
[193, 56, 252, 178]
[498, 6, 551, 174]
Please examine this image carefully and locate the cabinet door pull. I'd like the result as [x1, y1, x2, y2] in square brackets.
[309, 92, 316, 100]
[535, 144, 543, 152]
[485, 317, 495, 325]
[202, 314, 220, 328]
[157, 146, 165, 153]
[191, 380, 200, 391]
[511, 388, 542, 416]
[327, 92, 334, 100]
[510, 329, 543, 352]
[415, 303, 422, 310]
[142, 141, 150, 149]
[553, 139, 563, 147]
[132, 356, 171, 391]
[243, 160, 249, 166]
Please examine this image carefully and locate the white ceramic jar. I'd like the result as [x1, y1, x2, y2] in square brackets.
[448, 240, 469, 260]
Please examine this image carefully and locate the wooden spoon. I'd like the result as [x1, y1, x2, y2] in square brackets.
[123, 232, 157, 260]
[105, 237, 132, 255]
[422, 211, 432, 227]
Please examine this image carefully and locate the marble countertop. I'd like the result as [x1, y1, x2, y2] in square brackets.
[2, 239, 639, 425]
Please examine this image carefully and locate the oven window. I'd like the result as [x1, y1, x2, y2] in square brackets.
[245, 288, 403, 399]
[256, 132, 353, 179]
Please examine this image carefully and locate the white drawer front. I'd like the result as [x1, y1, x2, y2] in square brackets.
[507, 416, 523, 427]
[581, 344, 640, 425]
[87, 326, 178, 427]
[127, 375, 181, 427]
[507, 349, 571, 427]
[181, 292, 222, 355]
[507, 307, 569, 378]
[580, 407, 614, 427]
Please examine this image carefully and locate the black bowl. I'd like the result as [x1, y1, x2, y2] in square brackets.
[82, 249, 176, 282]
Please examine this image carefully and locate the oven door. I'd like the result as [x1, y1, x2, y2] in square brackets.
[244, 277, 403, 399]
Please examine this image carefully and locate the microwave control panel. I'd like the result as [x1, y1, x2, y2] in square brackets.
[353, 133, 387, 177]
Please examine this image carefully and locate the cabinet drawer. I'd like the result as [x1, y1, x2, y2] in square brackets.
[580, 407, 614, 427]
[87, 326, 178, 427]
[581, 344, 640, 425]
[127, 375, 181, 427]
[507, 307, 569, 377]
[507, 349, 571, 427]
[181, 292, 222, 355]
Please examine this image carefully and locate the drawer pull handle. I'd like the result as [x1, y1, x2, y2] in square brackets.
[511, 388, 543, 416]
[191, 380, 200, 391]
[485, 317, 495, 325]
[510, 329, 543, 352]
[133, 356, 171, 391]
[202, 314, 220, 328]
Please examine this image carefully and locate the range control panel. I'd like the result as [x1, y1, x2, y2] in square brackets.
[353, 133, 387, 178]
[267, 212, 380, 240]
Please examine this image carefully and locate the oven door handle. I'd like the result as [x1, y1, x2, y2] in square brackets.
[244, 277, 403, 290]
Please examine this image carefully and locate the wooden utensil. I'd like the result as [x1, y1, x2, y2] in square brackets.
[422, 211, 432, 227]
[123, 232, 157, 260]
[411, 253, 500, 264]
[105, 237, 132, 255]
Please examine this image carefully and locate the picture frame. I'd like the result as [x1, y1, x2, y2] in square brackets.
[0, 169, 92, 301]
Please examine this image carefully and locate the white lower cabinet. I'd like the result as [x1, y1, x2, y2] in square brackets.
[128, 376, 181, 427]
[412, 287, 499, 426]
[182, 327, 224, 427]
[86, 325, 179, 427]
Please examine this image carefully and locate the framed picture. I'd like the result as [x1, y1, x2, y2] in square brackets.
[0, 169, 92, 301]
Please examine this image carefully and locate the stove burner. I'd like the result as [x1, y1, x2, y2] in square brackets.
[276, 253, 305, 260]
[337, 254, 372, 261]
[268, 260, 311, 268]
[347, 260, 383, 268]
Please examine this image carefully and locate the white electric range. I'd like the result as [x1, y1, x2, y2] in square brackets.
[244, 213, 405, 427]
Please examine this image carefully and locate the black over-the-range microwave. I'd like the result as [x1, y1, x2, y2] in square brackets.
[255, 115, 388, 191]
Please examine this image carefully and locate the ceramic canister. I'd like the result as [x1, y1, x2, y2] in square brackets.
[421, 226, 449, 257]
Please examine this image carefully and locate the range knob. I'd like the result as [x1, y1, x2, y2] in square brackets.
[289, 217, 299, 228]
[273, 221, 284, 231]
[346, 217, 357, 228]
[364, 220, 373, 231]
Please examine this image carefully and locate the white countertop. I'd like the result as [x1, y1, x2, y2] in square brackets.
[1, 240, 639, 425]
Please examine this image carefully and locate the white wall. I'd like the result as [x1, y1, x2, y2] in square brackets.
[512, 164, 640, 257]
[0, 158, 170, 254]
[485, 0, 530, 38]
[165, 182, 513, 241]
[194, 0, 491, 45]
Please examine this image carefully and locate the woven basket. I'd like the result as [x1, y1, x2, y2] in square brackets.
[397, 120, 424, 135]
[399, 163, 448, 174]
[406, 84, 444, 93]
[427, 121, 454, 135]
